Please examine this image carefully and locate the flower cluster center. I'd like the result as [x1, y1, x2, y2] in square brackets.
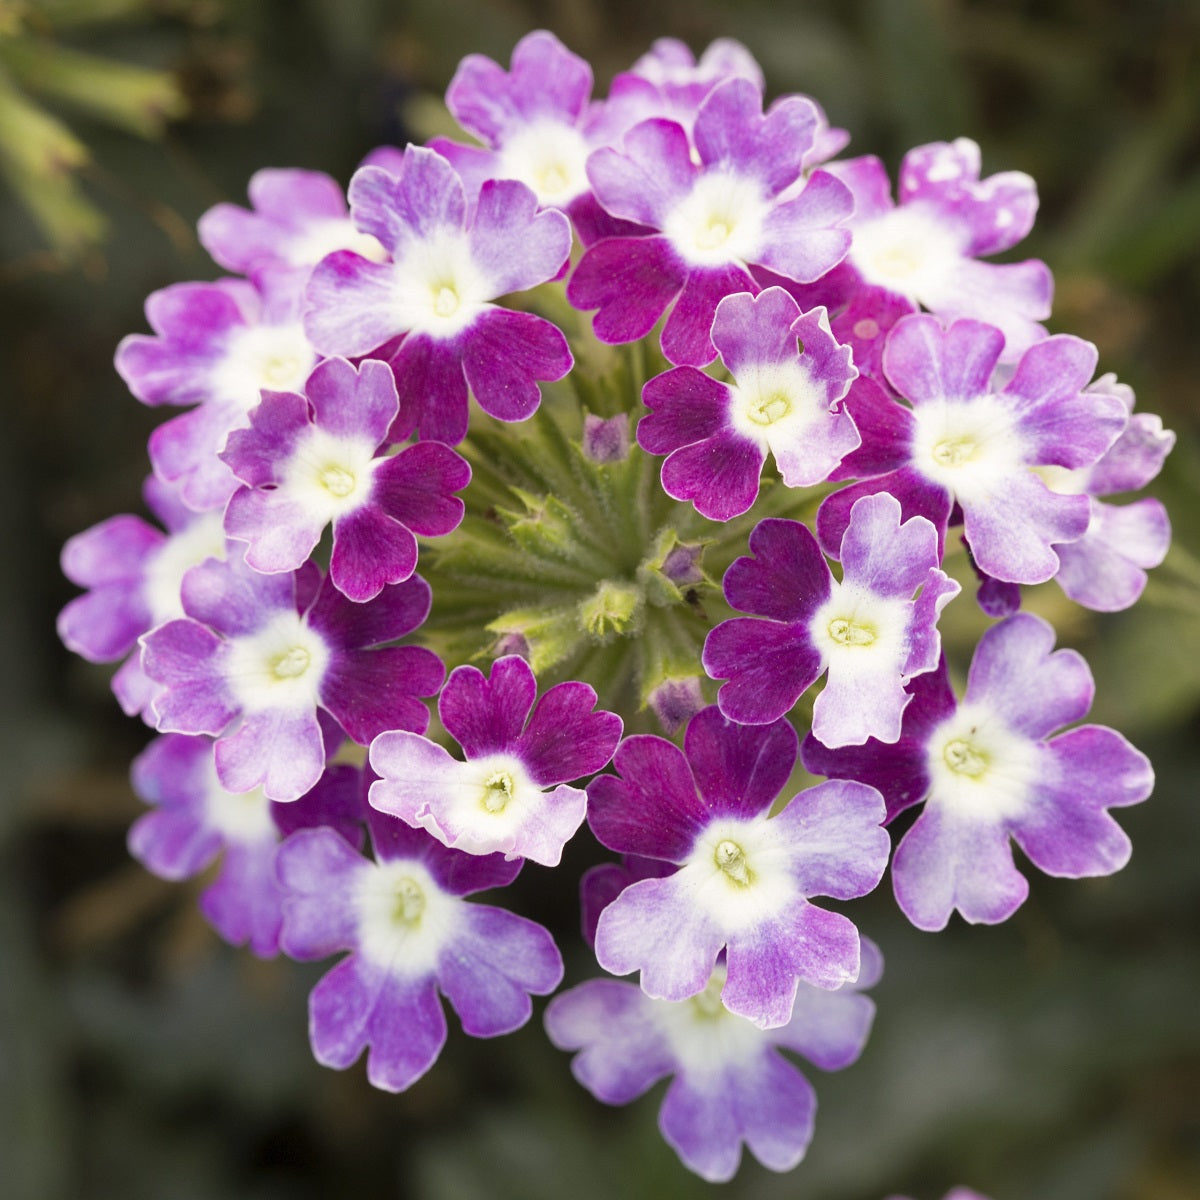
[714, 839, 753, 887]
[828, 616, 878, 647]
[943, 737, 989, 778]
[481, 770, 517, 813]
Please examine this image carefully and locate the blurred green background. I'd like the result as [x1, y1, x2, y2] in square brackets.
[4, 1, 1199, 1197]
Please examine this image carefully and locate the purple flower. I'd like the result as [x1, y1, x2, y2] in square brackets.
[817, 315, 1129, 584]
[369, 655, 622, 866]
[638, 287, 860, 520]
[803, 613, 1154, 931]
[587, 707, 889, 1028]
[116, 272, 319, 511]
[888, 1191, 992, 1200]
[545, 940, 881, 1183]
[58, 475, 228, 720]
[221, 357, 469, 601]
[304, 146, 573, 444]
[277, 807, 562, 1092]
[704, 494, 959, 745]
[431, 31, 599, 215]
[129, 733, 362, 955]
[823, 139, 1053, 358]
[198, 168, 387, 276]
[567, 78, 853, 366]
[141, 552, 443, 802]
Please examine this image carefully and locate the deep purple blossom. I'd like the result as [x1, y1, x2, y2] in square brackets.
[820, 139, 1053, 359]
[638, 287, 860, 519]
[587, 707, 889, 1028]
[117, 271, 318, 511]
[817, 315, 1129, 584]
[304, 146, 573, 444]
[568, 77, 853, 366]
[198, 168, 386, 276]
[141, 551, 443, 802]
[129, 733, 362, 955]
[545, 940, 881, 1183]
[221, 356, 469, 601]
[277, 806, 562, 1092]
[369, 655, 622, 866]
[704, 494, 958, 745]
[803, 613, 1153, 930]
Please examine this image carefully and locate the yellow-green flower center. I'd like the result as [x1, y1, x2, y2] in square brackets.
[481, 770, 516, 813]
[746, 391, 792, 426]
[391, 876, 426, 925]
[695, 217, 731, 251]
[714, 839, 753, 887]
[319, 465, 356, 498]
[270, 645, 312, 680]
[828, 616, 878, 647]
[932, 435, 979, 468]
[433, 285, 460, 318]
[943, 738, 989, 778]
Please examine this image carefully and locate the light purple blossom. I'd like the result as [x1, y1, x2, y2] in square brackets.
[198, 168, 386, 276]
[369, 655, 622, 866]
[888, 1191, 992, 1200]
[129, 733, 362, 956]
[304, 145, 573, 444]
[568, 77, 853, 366]
[587, 707, 889, 1028]
[545, 940, 881, 1183]
[221, 356, 469, 601]
[638, 287, 860, 519]
[141, 552, 443, 802]
[58, 475, 228, 721]
[277, 806, 562, 1092]
[803, 613, 1154, 931]
[117, 271, 318, 512]
[705, 494, 959, 746]
[817, 315, 1129, 584]
[822, 138, 1053, 358]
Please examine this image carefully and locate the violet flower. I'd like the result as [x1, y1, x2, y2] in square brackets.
[704, 493, 959, 745]
[817, 314, 1129, 584]
[587, 706, 889, 1028]
[304, 145, 573, 444]
[141, 552, 443, 802]
[638, 287, 860, 519]
[277, 806, 562, 1092]
[369, 654, 622, 866]
[545, 940, 881, 1182]
[803, 613, 1154, 930]
[568, 77, 853, 366]
[221, 356, 469, 601]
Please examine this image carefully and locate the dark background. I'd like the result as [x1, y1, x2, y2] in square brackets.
[3, 1, 1199, 1197]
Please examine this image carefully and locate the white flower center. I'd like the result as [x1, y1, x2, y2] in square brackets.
[925, 702, 1039, 821]
[811, 581, 908, 674]
[685, 817, 793, 932]
[281, 426, 378, 523]
[498, 119, 591, 205]
[142, 511, 227, 625]
[212, 322, 317, 410]
[911, 394, 1026, 504]
[390, 228, 492, 339]
[288, 217, 387, 268]
[225, 610, 329, 713]
[206, 781, 276, 842]
[655, 965, 763, 1081]
[727, 359, 826, 451]
[356, 859, 461, 974]
[849, 203, 964, 302]
[663, 171, 768, 267]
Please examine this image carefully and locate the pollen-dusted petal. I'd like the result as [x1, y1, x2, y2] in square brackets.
[437, 904, 562, 1036]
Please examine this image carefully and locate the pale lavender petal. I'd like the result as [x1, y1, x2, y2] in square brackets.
[771, 971, 877, 1070]
[141, 620, 237, 735]
[1089, 410, 1175, 495]
[469, 179, 572, 294]
[925, 257, 1052, 358]
[684, 707, 797, 816]
[883, 314, 1005, 406]
[586, 119, 696, 227]
[224, 487, 326, 575]
[965, 613, 1092, 738]
[1009, 725, 1152, 876]
[348, 155, 464, 256]
[594, 874, 724, 1000]
[566, 236, 686, 345]
[904, 569, 961, 677]
[587, 735, 708, 861]
[710, 287, 801, 374]
[543, 980, 673, 1102]
[893, 804, 1029, 930]
[756, 170, 853, 282]
[304, 250, 401, 357]
[818, 471, 954, 562]
[277, 826, 366, 958]
[147, 401, 243, 512]
[438, 904, 562, 1035]
[305, 356, 398, 444]
[219, 388, 310, 488]
[840, 493, 938, 597]
[1055, 498, 1170, 611]
[579, 857, 676, 948]
[216, 706, 325, 801]
[824, 155, 894, 221]
[461, 308, 572, 423]
[199, 839, 283, 956]
[179, 548, 296, 637]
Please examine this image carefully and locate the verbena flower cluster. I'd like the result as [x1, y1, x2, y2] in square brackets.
[59, 30, 1172, 1188]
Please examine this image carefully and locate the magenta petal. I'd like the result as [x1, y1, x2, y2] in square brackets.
[306, 573, 431, 648]
[438, 656, 537, 758]
[437, 905, 562, 1036]
[638, 367, 729, 454]
[587, 735, 708, 861]
[462, 308, 572, 423]
[661, 429, 765, 521]
[518, 680, 622, 785]
[684, 707, 797, 817]
[661, 264, 757, 366]
[567, 236, 686, 345]
[724, 518, 833, 621]
[329, 507, 417, 602]
[818, 469, 953, 561]
[372, 441, 469, 535]
[321, 645, 441, 744]
[706, 617, 823, 725]
[388, 333, 470, 444]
